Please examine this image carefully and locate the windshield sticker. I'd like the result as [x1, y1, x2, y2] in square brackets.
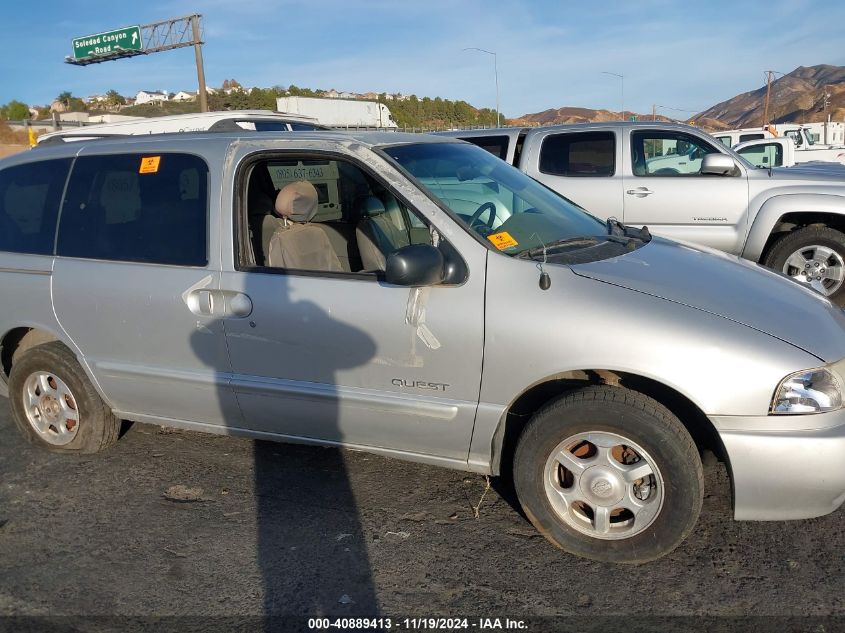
[139, 156, 161, 174]
[487, 231, 518, 250]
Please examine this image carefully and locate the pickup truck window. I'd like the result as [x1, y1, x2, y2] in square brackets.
[0, 158, 71, 255]
[57, 153, 209, 267]
[715, 136, 732, 147]
[631, 130, 720, 176]
[737, 142, 784, 168]
[386, 142, 606, 256]
[739, 133, 765, 143]
[461, 135, 510, 161]
[539, 131, 615, 177]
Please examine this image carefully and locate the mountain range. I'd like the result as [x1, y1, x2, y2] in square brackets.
[515, 65, 845, 130]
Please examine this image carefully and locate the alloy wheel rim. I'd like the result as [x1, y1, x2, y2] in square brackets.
[543, 431, 664, 541]
[22, 371, 79, 446]
[782, 245, 845, 296]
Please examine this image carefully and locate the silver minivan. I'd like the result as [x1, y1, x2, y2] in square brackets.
[1, 131, 844, 563]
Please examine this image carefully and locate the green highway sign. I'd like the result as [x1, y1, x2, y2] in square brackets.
[72, 25, 142, 60]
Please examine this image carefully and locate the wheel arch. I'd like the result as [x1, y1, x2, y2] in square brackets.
[490, 369, 731, 495]
[743, 194, 845, 263]
[0, 326, 104, 403]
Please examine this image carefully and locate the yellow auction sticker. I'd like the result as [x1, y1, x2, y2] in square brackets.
[487, 231, 518, 250]
[139, 156, 161, 174]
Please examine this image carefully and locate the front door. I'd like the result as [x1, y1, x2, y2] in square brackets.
[220, 151, 486, 463]
[623, 129, 750, 254]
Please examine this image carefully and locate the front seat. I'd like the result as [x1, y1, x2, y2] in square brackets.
[266, 181, 342, 272]
[356, 196, 411, 271]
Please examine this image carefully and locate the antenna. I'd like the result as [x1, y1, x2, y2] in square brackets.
[529, 232, 551, 290]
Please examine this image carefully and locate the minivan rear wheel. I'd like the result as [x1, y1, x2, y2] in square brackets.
[9, 342, 120, 454]
[513, 385, 703, 563]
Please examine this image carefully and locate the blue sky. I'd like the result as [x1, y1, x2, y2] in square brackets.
[2, 0, 844, 117]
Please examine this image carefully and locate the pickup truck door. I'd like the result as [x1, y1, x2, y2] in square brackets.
[622, 129, 750, 255]
[520, 129, 624, 220]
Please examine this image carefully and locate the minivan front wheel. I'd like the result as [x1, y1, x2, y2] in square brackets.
[9, 342, 120, 454]
[513, 386, 703, 563]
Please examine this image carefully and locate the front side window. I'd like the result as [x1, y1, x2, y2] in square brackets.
[0, 159, 72, 256]
[57, 153, 208, 266]
[243, 155, 435, 274]
[631, 131, 720, 176]
[739, 133, 764, 143]
[385, 142, 607, 257]
[539, 131, 616, 177]
[737, 142, 784, 168]
[785, 130, 804, 147]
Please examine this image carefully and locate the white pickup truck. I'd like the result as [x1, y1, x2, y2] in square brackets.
[436, 122, 845, 301]
[718, 125, 845, 166]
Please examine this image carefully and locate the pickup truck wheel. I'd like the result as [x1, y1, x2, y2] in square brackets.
[8, 342, 120, 454]
[513, 385, 703, 563]
[764, 226, 845, 301]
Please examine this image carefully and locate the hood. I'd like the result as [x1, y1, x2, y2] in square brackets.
[570, 237, 845, 362]
[768, 163, 845, 181]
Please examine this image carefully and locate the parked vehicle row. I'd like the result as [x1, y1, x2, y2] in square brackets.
[715, 125, 845, 166]
[1, 128, 845, 563]
[437, 122, 845, 302]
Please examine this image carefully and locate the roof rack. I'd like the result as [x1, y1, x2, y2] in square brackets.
[37, 133, 130, 147]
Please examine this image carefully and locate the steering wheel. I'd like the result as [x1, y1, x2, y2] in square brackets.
[468, 202, 498, 230]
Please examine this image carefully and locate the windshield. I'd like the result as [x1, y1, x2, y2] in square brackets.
[384, 142, 606, 255]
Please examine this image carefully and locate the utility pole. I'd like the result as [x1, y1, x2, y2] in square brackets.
[190, 14, 208, 112]
[652, 104, 656, 121]
[762, 70, 774, 129]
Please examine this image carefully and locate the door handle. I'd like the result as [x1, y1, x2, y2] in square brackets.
[186, 290, 252, 318]
[626, 188, 654, 197]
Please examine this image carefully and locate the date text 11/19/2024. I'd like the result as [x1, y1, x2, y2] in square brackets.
[307, 617, 529, 630]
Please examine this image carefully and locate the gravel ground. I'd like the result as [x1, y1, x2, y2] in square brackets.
[0, 399, 843, 632]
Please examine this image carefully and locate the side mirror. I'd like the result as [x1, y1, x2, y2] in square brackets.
[700, 153, 737, 176]
[385, 244, 445, 287]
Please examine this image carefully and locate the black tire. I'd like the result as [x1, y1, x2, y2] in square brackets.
[8, 341, 120, 454]
[764, 226, 845, 304]
[513, 385, 703, 564]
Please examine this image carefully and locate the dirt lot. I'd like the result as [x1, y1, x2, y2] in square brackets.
[0, 400, 843, 632]
[0, 144, 26, 158]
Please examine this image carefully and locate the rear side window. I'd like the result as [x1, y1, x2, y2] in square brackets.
[539, 132, 615, 176]
[462, 135, 510, 161]
[57, 153, 208, 266]
[0, 159, 71, 255]
[739, 133, 764, 143]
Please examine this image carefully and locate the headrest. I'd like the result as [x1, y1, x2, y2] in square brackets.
[361, 196, 387, 217]
[274, 181, 318, 222]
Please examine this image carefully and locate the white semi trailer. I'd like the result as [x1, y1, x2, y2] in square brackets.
[276, 96, 398, 128]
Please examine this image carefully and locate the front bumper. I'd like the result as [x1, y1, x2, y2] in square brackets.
[712, 410, 845, 520]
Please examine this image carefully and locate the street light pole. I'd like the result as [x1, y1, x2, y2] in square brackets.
[602, 71, 624, 121]
[464, 47, 500, 127]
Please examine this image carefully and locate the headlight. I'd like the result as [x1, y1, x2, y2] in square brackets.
[771, 368, 843, 414]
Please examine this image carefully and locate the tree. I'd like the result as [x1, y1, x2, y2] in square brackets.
[1, 100, 30, 120]
[56, 91, 73, 107]
[105, 90, 126, 107]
